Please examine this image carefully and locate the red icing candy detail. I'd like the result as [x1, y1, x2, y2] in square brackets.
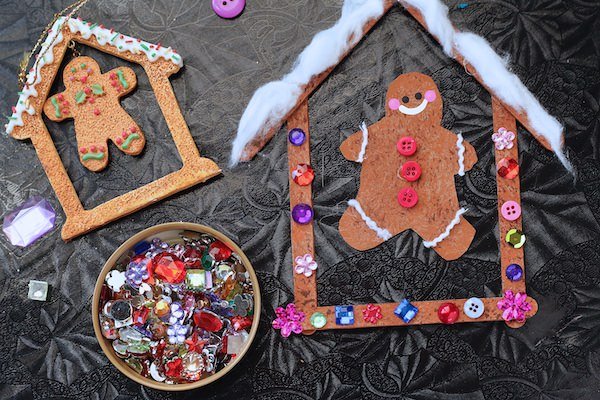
[109, 72, 117, 80]
[122, 131, 129, 139]
[99, 145, 106, 152]
[80, 147, 88, 154]
[88, 97, 95, 104]
[57, 94, 64, 101]
[130, 126, 137, 133]
[90, 145, 97, 152]
[11, 106, 16, 113]
[84, 87, 91, 95]
[80, 76, 88, 84]
[94, 109, 100, 116]
[116, 137, 123, 145]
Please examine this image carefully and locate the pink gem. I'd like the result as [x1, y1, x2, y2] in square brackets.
[3, 196, 56, 247]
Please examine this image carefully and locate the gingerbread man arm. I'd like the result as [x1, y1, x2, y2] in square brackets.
[461, 139, 477, 172]
[43, 92, 72, 122]
[105, 67, 137, 97]
[340, 121, 380, 162]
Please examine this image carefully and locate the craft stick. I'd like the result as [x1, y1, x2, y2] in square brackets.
[287, 101, 318, 312]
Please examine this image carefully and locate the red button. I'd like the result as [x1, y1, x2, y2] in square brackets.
[400, 161, 421, 182]
[397, 136, 417, 156]
[398, 188, 418, 208]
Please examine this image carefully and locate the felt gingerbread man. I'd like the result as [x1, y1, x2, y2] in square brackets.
[43, 56, 145, 172]
[338, 72, 478, 261]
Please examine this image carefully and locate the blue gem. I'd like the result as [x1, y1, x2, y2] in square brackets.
[335, 305, 354, 325]
[133, 240, 151, 255]
[505, 263, 523, 281]
[394, 299, 418, 323]
[288, 128, 306, 146]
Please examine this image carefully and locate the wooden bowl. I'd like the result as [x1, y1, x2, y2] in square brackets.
[92, 222, 261, 391]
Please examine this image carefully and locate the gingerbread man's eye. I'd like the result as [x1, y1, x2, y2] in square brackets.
[415, 92, 422, 100]
[402, 96, 410, 103]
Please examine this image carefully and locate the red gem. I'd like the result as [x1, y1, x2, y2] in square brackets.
[362, 303, 383, 324]
[437, 302, 460, 324]
[497, 158, 519, 179]
[153, 252, 186, 283]
[193, 310, 223, 332]
[185, 331, 206, 352]
[80, 147, 87, 154]
[133, 307, 149, 325]
[183, 247, 203, 268]
[291, 163, 315, 186]
[165, 358, 183, 378]
[231, 316, 253, 331]
[209, 241, 232, 261]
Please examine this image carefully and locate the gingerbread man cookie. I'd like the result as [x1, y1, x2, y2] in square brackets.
[339, 72, 478, 260]
[43, 56, 145, 172]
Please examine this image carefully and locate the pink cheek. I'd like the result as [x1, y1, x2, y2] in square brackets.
[424, 90, 437, 102]
[388, 98, 400, 110]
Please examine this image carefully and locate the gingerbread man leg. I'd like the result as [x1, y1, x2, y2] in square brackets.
[415, 210, 476, 261]
[339, 200, 388, 251]
[108, 112, 146, 156]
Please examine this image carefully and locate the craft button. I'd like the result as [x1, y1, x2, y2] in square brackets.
[501, 201, 521, 221]
[506, 263, 523, 281]
[437, 302, 460, 324]
[398, 188, 418, 208]
[212, 0, 245, 19]
[497, 157, 519, 179]
[400, 161, 422, 182]
[310, 312, 327, 328]
[397, 136, 417, 156]
[505, 229, 526, 248]
[463, 298, 484, 319]
[288, 128, 306, 146]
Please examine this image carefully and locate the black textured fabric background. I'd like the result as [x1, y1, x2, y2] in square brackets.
[1, 1, 600, 399]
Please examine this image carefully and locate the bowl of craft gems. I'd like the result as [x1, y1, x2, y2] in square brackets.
[92, 223, 260, 390]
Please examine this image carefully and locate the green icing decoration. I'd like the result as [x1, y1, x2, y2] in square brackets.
[70, 67, 77, 73]
[121, 133, 140, 149]
[50, 97, 61, 118]
[82, 152, 105, 161]
[116, 70, 128, 89]
[80, 63, 86, 69]
[140, 43, 149, 51]
[91, 84, 104, 95]
[75, 90, 87, 104]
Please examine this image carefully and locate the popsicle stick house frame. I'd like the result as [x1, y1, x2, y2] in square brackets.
[6, 17, 220, 241]
[239, 1, 566, 331]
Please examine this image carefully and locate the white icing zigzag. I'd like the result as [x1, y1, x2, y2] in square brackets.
[5, 17, 183, 135]
[348, 199, 392, 241]
[356, 121, 369, 163]
[423, 207, 467, 248]
[456, 133, 465, 176]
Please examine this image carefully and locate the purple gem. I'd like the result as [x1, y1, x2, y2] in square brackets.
[292, 203, 313, 225]
[3, 196, 56, 247]
[288, 128, 306, 146]
[506, 263, 523, 281]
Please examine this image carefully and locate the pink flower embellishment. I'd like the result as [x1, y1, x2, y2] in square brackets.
[492, 127, 516, 150]
[362, 304, 383, 324]
[272, 303, 305, 337]
[294, 254, 318, 277]
[497, 290, 532, 322]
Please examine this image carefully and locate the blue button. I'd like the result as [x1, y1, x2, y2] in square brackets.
[394, 299, 418, 323]
[335, 305, 355, 325]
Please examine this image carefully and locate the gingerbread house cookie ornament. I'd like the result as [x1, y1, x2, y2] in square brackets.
[231, 0, 572, 331]
[6, 17, 220, 240]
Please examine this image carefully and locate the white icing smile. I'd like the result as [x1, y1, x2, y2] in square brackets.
[398, 99, 428, 115]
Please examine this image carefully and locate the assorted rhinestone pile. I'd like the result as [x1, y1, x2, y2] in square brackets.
[99, 233, 254, 384]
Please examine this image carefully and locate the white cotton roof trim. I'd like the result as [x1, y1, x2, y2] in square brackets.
[229, 0, 386, 165]
[401, 0, 570, 170]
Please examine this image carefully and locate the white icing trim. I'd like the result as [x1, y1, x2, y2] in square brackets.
[356, 121, 369, 162]
[456, 133, 465, 176]
[5, 17, 183, 136]
[398, 99, 428, 115]
[348, 199, 392, 241]
[423, 207, 467, 248]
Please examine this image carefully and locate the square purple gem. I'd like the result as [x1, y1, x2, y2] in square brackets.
[3, 196, 56, 247]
